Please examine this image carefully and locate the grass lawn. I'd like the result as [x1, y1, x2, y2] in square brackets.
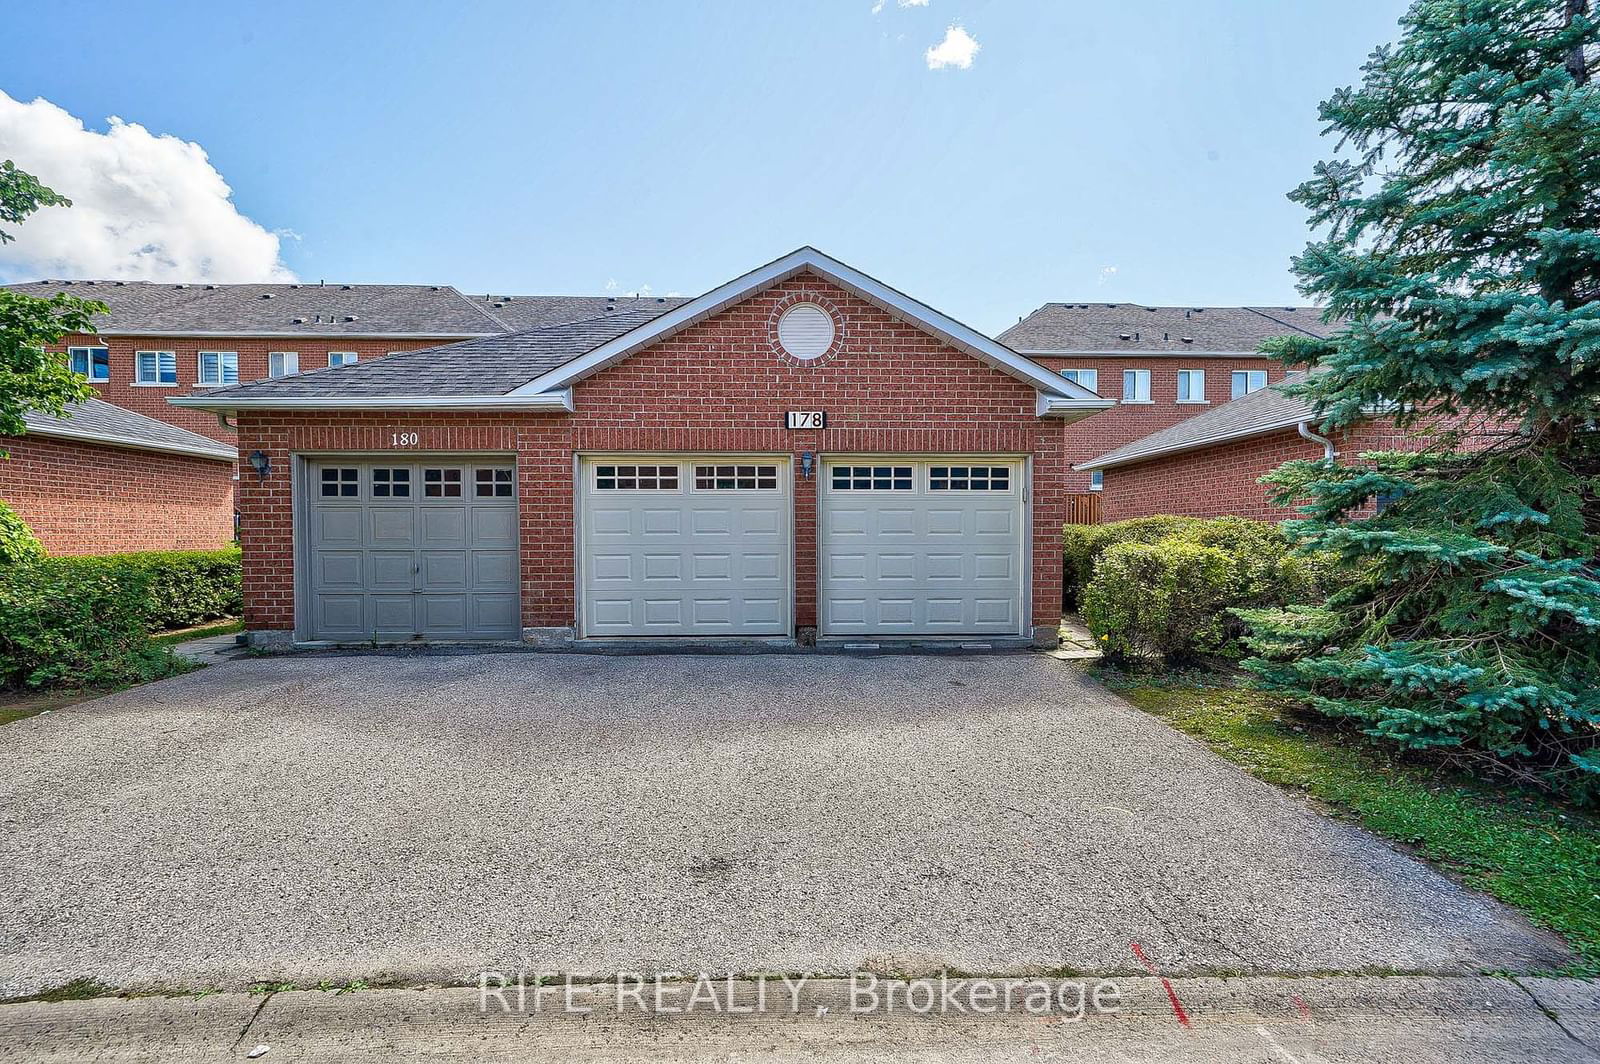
[151, 618, 243, 646]
[0, 687, 112, 726]
[1102, 672, 1600, 975]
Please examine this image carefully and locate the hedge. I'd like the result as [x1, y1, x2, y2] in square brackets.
[0, 548, 240, 691]
[1078, 516, 1333, 664]
[0, 501, 44, 566]
[43, 548, 242, 631]
[1062, 516, 1207, 608]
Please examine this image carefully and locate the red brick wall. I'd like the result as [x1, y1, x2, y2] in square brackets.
[0, 434, 235, 554]
[1098, 419, 1430, 522]
[234, 273, 1071, 637]
[52, 334, 460, 442]
[1032, 355, 1286, 491]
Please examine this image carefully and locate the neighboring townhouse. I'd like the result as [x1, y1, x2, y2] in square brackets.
[170, 247, 1112, 649]
[997, 303, 1336, 496]
[2, 398, 236, 554]
[4, 280, 511, 442]
[1074, 374, 1430, 522]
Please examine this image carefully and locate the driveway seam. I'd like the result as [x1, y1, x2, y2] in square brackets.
[1509, 975, 1596, 1052]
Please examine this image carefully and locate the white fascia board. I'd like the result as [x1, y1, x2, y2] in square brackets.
[1074, 414, 1316, 472]
[167, 390, 575, 413]
[23, 423, 238, 463]
[1012, 348, 1272, 359]
[1036, 394, 1118, 423]
[92, 330, 497, 340]
[510, 247, 1102, 403]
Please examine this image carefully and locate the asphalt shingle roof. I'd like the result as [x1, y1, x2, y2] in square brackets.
[187, 307, 671, 399]
[18, 398, 237, 460]
[466, 293, 690, 330]
[1077, 373, 1316, 470]
[999, 303, 1337, 354]
[4, 281, 505, 337]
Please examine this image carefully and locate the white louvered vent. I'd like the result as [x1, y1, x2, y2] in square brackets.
[777, 303, 836, 360]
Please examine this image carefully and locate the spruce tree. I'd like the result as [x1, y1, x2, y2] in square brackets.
[1240, 0, 1600, 798]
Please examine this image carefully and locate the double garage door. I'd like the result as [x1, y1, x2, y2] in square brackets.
[306, 457, 520, 641]
[577, 455, 1024, 639]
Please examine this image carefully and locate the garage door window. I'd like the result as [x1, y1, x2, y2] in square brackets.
[320, 467, 359, 497]
[594, 464, 679, 491]
[929, 466, 1010, 491]
[371, 468, 411, 497]
[694, 464, 779, 491]
[831, 465, 913, 491]
[474, 467, 514, 497]
[423, 468, 463, 498]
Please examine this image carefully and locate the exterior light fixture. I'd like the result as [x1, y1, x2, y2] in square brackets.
[801, 452, 814, 479]
[248, 450, 271, 481]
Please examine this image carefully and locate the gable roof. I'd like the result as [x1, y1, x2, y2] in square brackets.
[467, 293, 691, 330]
[170, 248, 1112, 421]
[999, 302, 1337, 355]
[1076, 374, 1317, 471]
[17, 398, 237, 462]
[4, 280, 505, 338]
[508, 247, 1107, 411]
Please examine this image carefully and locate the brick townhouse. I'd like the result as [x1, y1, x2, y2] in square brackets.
[997, 303, 1336, 495]
[170, 247, 1112, 648]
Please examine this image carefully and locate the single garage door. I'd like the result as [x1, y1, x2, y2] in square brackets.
[819, 459, 1025, 637]
[579, 457, 791, 637]
[306, 457, 520, 641]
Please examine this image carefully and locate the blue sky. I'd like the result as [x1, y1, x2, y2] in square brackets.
[3, 0, 1408, 333]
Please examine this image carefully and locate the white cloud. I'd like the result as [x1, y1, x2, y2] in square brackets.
[1097, 265, 1118, 286]
[899, 0, 930, 6]
[871, 0, 885, 12]
[925, 25, 980, 70]
[0, 91, 293, 282]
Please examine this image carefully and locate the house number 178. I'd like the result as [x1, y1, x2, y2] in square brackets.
[391, 432, 419, 446]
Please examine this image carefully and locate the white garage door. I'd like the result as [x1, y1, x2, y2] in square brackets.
[819, 459, 1025, 637]
[305, 457, 520, 641]
[579, 457, 791, 637]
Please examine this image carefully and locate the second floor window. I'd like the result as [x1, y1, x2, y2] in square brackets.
[198, 351, 238, 386]
[1060, 368, 1099, 394]
[135, 351, 177, 385]
[1232, 369, 1268, 399]
[269, 352, 300, 378]
[328, 351, 358, 367]
[1177, 369, 1206, 402]
[69, 346, 110, 382]
[1122, 369, 1151, 403]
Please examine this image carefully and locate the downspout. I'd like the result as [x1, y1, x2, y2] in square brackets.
[1298, 420, 1335, 464]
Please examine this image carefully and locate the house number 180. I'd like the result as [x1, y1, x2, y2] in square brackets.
[391, 432, 419, 446]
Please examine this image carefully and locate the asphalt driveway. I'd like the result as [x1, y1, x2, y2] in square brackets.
[0, 652, 1572, 996]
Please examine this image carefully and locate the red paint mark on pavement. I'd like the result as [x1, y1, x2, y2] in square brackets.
[1130, 942, 1191, 1028]
[1292, 993, 1312, 1022]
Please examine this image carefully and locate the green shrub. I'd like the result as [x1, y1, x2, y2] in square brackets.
[1083, 540, 1236, 662]
[0, 500, 44, 566]
[45, 548, 242, 630]
[1061, 515, 1204, 607]
[0, 560, 188, 690]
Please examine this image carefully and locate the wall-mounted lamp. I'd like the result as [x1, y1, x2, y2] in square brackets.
[247, 450, 271, 481]
[801, 452, 814, 479]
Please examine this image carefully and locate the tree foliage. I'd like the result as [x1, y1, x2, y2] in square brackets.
[1242, 0, 1600, 800]
[0, 160, 104, 444]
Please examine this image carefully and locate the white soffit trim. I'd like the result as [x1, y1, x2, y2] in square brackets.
[1074, 414, 1314, 472]
[23, 422, 238, 463]
[167, 390, 575, 413]
[510, 247, 1106, 403]
[1014, 348, 1276, 360]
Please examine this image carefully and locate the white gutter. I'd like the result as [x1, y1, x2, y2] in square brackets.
[1011, 348, 1273, 359]
[1037, 394, 1117, 424]
[23, 423, 237, 463]
[85, 330, 498, 341]
[1298, 420, 1337, 463]
[168, 390, 575, 413]
[1075, 413, 1315, 472]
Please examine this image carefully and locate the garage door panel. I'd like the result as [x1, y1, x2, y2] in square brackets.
[820, 459, 1023, 637]
[306, 459, 518, 641]
[579, 457, 790, 637]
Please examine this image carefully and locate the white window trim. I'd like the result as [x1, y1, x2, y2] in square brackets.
[328, 351, 359, 367]
[68, 346, 111, 383]
[1231, 369, 1269, 400]
[1059, 368, 1099, 393]
[133, 350, 178, 386]
[1177, 369, 1209, 404]
[1089, 471, 1104, 491]
[1122, 369, 1152, 404]
[196, 350, 239, 388]
[268, 351, 300, 378]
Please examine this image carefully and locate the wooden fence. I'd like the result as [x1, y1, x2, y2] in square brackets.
[1063, 492, 1102, 525]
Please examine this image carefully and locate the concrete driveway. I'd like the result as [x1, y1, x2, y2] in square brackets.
[0, 652, 1572, 997]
